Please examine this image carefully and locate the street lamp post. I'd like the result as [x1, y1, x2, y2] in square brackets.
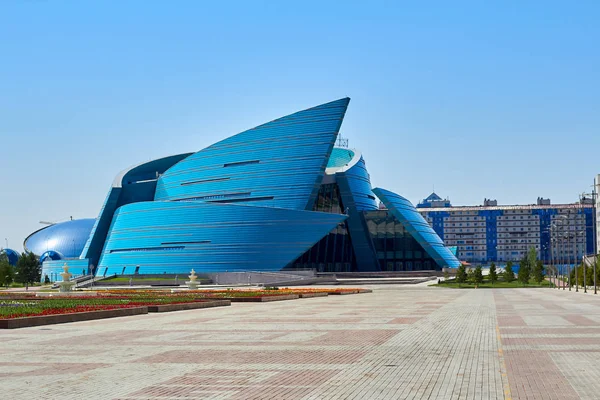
[556, 219, 568, 290]
[579, 229, 586, 293]
[573, 229, 578, 292]
[564, 233, 568, 291]
[555, 216, 567, 290]
[558, 215, 573, 291]
[550, 237, 555, 289]
[552, 223, 559, 289]
[595, 253, 598, 295]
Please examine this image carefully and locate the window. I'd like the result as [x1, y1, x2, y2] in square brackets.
[223, 160, 260, 168]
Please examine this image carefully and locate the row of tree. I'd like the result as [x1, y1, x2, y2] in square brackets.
[454, 247, 545, 285]
[0, 252, 41, 289]
[568, 255, 600, 287]
[517, 247, 545, 284]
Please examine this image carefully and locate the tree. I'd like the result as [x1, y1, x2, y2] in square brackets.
[467, 268, 475, 284]
[504, 261, 515, 283]
[489, 262, 498, 285]
[527, 247, 538, 272]
[15, 252, 40, 290]
[0, 258, 15, 288]
[473, 265, 484, 285]
[532, 259, 545, 284]
[518, 255, 531, 285]
[456, 264, 467, 285]
[571, 263, 594, 289]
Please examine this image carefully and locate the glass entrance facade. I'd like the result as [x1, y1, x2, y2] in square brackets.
[365, 210, 436, 271]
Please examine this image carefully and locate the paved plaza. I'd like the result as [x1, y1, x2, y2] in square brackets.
[2, 286, 600, 399]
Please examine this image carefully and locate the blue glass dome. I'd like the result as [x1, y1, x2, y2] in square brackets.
[39, 250, 65, 263]
[1, 248, 20, 266]
[24, 219, 96, 259]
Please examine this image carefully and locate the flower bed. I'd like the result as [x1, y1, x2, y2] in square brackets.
[0, 287, 370, 328]
[0, 306, 148, 329]
[0, 299, 144, 320]
[99, 287, 370, 299]
[0, 295, 228, 320]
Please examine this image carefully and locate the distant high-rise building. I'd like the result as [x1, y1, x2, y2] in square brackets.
[417, 192, 452, 208]
[416, 193, 594, 265]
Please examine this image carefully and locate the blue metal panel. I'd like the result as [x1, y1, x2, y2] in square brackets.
[96, 201, 347, 276]
[81, 153, 192, 268]
[336, 155, 379, 271]
[80, 188, 121, 267]
[154, 98, 350, 210]
[479, 210, 504, 262]
[373, 188, 461, 268]
[120, 153, 193, 186]
[336, 156, 378, 212]
[24, 219, 96, 259]
[0, 249, 20, 266]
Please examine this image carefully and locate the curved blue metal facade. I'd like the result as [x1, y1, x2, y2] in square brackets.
[80, 153, 193, 269]
[24, 219, 96, 259]
[154, 98, 350, 210]
[97, 201, 347, 275]
[335, 154, 380, 271]
[26, 98, 455, 278]
[336, 155, 378, 212]
[1, 249, 20, 266]
[373, 188, 461, 269]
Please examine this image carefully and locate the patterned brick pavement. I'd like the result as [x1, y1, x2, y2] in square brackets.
[496, 289, 600, 399]
[2, 286, 600, 399]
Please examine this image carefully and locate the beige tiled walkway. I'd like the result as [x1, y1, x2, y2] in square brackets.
[1, 286, 599, 399]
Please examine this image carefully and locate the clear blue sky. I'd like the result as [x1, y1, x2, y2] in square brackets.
[1, 1, 599, 251]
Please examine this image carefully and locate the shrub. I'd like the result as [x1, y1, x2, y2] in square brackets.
[472, 265, 483, 285]
[532, 260, 544, 284]
[518, 255, 530, 285]
[489, 263, 498, 285]
[456, 264, 467, 285]
[504, 262, 515, 283]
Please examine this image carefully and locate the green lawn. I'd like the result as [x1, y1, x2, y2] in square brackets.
[431, 277, 553, 289]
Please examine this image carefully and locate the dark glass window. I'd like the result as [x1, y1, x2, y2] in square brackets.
[363, 210, 438, 271]
[288, 183, 356, 273]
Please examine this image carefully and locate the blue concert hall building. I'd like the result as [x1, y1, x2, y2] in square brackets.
[32, 98, 460, 280]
